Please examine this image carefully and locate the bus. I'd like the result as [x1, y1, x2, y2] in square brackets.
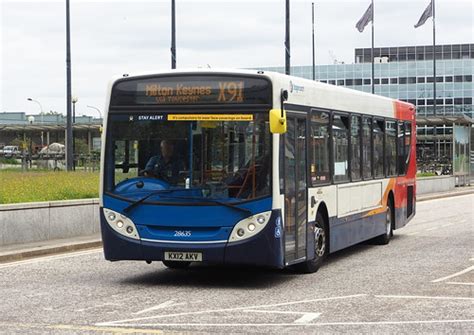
[100, 69, 416, 273]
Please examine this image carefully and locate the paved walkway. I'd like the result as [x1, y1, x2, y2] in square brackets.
[1, 186, 472, 263]
[417, 185, 474, 202]
[0, 234, 101, 263]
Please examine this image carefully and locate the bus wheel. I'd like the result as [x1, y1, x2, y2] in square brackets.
[162, 261, 191, 269]
[373, 202, 393, 245]
[294, 212, 328, 274]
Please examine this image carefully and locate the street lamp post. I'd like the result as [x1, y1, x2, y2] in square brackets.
[27, 98, 44, 146]
[312, 2, 315, 81]
[27, 98, 43, 118]
[171, 0, 176, 69]
[86, 105, 102, 119]
[285, 0, 290, 75]
[72, 96, 78, 170]
[86, 105, 102, 158]
[65, 0, 73, 171]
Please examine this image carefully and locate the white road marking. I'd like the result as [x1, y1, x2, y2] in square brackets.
[244, 310, 321, 324]
[375, 295, 474, 301]
[446, 282, 474, 286]
[441, 223, 454, 228]
[77, 302, 123, 313]
[432, 265, 474, 283]
[0, 249, 102, 269]
[406, 232, 420, 236]
[50, 324, 165, 334]
[406, 221, 458, 235]
[294, 313, 322, 324]
[134, 300, 186, 315]
[105, 320, 474, 327]
[97, 294, 366, 326]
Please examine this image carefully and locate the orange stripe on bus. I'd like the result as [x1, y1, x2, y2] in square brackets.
[363, 178, 396, 217]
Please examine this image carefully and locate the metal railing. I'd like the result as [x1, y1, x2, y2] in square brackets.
[0, 153, 100, 172]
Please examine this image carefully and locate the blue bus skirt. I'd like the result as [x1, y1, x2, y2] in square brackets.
[100, 209, 285, 269]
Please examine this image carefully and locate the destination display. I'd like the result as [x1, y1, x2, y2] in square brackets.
[110, 75, 271, 106]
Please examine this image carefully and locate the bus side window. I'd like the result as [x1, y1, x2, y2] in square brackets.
[332, 114, 350, 182]
[373, 119, 385, 178]
[362, 117, 372, 179]
[385, 120, 397, 177]
[310, 110, 330, 185]
[350, 115, 362, 180]
[404, 121, 412, 168]
[397, 121, 405, 175]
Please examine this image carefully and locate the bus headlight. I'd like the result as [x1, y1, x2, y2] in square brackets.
[103, 208, 140, 240]
[228, 211, 271, 243]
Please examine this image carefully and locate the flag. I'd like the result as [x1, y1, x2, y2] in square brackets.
[414, 1, 433, 28]
[356, 3, 373, 33]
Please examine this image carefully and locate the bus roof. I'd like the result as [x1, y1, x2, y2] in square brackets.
[108, 68, 414, 120]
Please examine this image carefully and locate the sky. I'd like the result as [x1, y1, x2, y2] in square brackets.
[0, 0, 472, 118]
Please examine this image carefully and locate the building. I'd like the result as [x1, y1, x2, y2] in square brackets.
[261, 43, 473, 117]
[0, 112, 102, 153]
[257, 43, 473, 178]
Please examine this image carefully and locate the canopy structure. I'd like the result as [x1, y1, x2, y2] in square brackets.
[0, 122, 102, 154]
[0, 123, 101, 133]
[416, 115, 473, 127]
[416, 115, 473, 184]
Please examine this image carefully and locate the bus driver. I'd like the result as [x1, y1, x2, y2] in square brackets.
[144, 140, 183, 185]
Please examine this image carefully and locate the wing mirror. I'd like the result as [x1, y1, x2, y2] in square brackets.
[269, 109, 287, 134]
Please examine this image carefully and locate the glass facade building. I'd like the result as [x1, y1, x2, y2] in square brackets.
[257, 44, 473, 177]
[258, 43, 473, 119]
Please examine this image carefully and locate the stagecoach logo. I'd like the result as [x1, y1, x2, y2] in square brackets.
[275, 217, 282, 238]
[289, 81, 305, 94]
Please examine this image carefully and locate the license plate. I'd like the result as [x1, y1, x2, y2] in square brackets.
[164, 251, 202, 262]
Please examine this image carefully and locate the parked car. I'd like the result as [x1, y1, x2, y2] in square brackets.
[3, 146, 20, 158]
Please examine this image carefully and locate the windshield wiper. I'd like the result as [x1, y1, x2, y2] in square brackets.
[123, 189, 176, 213]
[159, 195, 252, 216]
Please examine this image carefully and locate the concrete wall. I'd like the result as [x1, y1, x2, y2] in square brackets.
[0, 199, 100, 247]
[0, 176, 463, 247]
[416, 176, 456, 195]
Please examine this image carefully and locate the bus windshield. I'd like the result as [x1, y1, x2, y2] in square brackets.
[105, 112, 271, 203]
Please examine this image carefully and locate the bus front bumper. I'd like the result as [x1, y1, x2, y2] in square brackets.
[100, 210, 284, 269]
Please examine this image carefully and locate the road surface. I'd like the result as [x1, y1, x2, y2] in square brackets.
[0, 194, 473, 334]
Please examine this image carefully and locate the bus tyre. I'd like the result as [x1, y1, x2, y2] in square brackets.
[373, 201, 394, 245]
[295, 212, 328, 274]
[162, 261, 191, 269]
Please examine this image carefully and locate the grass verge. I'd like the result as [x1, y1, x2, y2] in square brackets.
[0, 170, 99, 204]
[416, 172, 438, 177]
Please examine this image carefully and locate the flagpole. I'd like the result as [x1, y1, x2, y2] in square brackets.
[312, 2, 315, 80]
[432, 0, 436, 116]
[371, 0, 374, 94]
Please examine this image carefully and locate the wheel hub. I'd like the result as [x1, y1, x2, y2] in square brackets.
[314, 227, 326, 257]
[386, 208, 392, 236]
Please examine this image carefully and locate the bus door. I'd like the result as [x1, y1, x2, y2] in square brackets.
[283, 114, 308, 264]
